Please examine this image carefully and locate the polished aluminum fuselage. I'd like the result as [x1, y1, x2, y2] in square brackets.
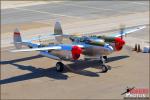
[48, 43, 113, 61]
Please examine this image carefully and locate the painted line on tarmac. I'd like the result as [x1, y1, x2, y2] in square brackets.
[12, 7, 82, 19]
[131, 2, 149, 6]
[59, 3, 134, 14]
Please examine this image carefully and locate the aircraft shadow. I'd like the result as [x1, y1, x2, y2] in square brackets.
[0, 55, 43, 64]
[66, 55, 129, 71]
[0, 63, 68, 85]
[0, 62, 100, 85]
[107, 55, 129, 62]
[65, 62, 100, 77]
[0, 55, 129, 85]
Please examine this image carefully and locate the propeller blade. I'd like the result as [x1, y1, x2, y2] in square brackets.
[119, 24, 125, 39]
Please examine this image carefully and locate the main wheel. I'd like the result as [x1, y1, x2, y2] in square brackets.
[99, 56, 105, 64]
[99, 60, 103, 64]
[56, 62, 64, 72]
[101, 65, 108, 73]
[103, 56, 108, 63]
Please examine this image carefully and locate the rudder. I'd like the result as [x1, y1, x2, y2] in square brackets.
[54, 21, 63, 43]
[13, 28, 22, 49]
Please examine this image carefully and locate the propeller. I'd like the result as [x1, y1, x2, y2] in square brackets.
[119, 24, 126, 39]
[38, 35, 41, 44]
[114, 24, 126, 51]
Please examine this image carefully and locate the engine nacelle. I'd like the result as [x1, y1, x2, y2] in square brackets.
[71, 46, 82, 60]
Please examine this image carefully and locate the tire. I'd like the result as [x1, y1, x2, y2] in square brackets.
[101, 65, 108, 73]
[103, 56, 108, 63]
[56, 62, 64, 72]
[99, 60, 103, 64]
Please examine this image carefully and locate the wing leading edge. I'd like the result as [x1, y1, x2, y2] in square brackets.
[110, 26, 146, 37]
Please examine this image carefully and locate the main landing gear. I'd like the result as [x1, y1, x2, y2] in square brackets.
[56, 62, 64, 72]
[103, 56, 108, 63]
[99, 56, 109, 73]
[55, 56, 109, 72]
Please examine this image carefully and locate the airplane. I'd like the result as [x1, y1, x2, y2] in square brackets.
[121, 87, 135, 95]
[11, 21, 146, 73]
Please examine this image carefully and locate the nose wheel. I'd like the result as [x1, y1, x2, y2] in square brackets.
[56, 62, 64, 72]
[101, 65, 108, 73]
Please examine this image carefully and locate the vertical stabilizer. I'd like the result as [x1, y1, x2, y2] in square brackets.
[13, 28, 22, 49]
[54, 21, 63, 35]
[54, 21, 63, 43]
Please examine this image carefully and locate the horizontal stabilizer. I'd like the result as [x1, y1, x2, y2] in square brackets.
[11, 46, 62, 52]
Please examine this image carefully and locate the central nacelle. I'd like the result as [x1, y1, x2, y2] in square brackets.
[87, 38, 105, 46]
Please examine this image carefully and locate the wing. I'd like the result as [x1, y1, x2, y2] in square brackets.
[109, 26, 146, 37]
[73, 25, 146, 37]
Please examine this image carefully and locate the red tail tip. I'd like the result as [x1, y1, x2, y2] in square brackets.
[14, 28, 20, 35]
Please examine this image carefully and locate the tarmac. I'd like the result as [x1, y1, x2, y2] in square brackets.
[1, 1, 149, 99]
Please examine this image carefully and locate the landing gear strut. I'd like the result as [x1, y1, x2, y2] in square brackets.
[56, 62, 64, 72]
[103, 56, 108, 63]
[99, 56, 109, 73]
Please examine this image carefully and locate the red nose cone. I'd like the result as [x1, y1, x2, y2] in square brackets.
[115, 38, 125, 51]
[71, 46, 82, 60]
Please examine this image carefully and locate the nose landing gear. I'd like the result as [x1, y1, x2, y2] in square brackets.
[101, 65, 108, 73]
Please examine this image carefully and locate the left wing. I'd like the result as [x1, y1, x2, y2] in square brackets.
[72, 25, 146, 37]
